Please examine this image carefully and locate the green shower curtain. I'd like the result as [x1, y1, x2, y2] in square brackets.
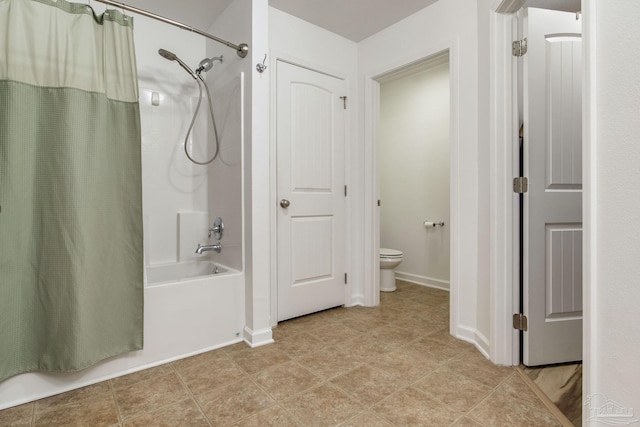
[0, 0, 143, 381]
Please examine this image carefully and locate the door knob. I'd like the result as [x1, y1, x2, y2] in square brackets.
[280, 199, 290, 208]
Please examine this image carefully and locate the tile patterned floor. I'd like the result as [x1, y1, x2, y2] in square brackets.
[0, 281, 565, 426]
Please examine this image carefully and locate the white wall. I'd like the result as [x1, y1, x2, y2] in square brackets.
[359, 0, 485, 351]
[584, 0, 640, 423]
[378, 62, 451, 289]
[247, 0, 272, 346]
[269, 7, 359, 308]
[207, 0, 272, 347]
[269, 7, 358, 76]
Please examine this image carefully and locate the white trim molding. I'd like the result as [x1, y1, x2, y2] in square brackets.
[492, 0, 526, 14]
[395, 271, 450, 291]
[456, 325, 491, 360]
[362, 73, 381, 308]
[243, 326, 274, 348]
[489, 9, 519, 366]
[582, 0, 596, 421]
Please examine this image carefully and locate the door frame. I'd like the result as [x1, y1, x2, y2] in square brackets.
[269, 50, 353, 326]
[493, 0, 596, 418]
[359, 9, 523, 366]
[362, 39, 466, 345]
[488, 8, 520, 366]
[488, 3, 590, 368]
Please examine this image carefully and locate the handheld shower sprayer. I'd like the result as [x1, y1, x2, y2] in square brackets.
[157, 47, 224, 166]
[158, 49, 197, 79]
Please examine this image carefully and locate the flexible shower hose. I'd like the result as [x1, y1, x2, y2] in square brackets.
[183, 74, 221, 165]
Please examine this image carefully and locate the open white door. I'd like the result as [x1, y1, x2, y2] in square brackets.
[276, 60, 346, 322]
[522, 8, 582, 366]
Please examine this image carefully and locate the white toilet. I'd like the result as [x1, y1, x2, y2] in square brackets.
[379, 248, 403, 292]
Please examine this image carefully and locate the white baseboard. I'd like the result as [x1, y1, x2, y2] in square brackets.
[455, 325, 477, 343]
[474, 330, 491, 359]
[349, 294, 365, 307]
[395, 271, 450, 291]
[454, 325, 491, 361]
[243, 326, 274, 348]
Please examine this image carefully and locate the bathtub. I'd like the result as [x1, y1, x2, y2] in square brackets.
[0, 261, 245, 410]
[141, 260, 245, 366]
[146, 260, 228, 284]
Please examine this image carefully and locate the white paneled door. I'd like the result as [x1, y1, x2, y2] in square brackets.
[523, 8, 582, 366]
[276, 60, 346, 322]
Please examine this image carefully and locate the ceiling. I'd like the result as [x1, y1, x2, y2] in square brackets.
[524, 0, 581, 13]
[268, 0, 439, 42]
[115, 0, 440, 42]
[117, 0, 580, 43]
[120, 0, 233, 30]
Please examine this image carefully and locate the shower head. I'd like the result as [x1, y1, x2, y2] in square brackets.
[158, 48, 197, 79]
[158, 48, 177, 61]
[196, 55, 224, 74]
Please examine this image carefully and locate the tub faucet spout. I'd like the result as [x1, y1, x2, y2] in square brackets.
[195, 242, 222, 254]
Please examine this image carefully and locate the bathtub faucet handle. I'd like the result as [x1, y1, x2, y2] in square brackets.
[208, 217, 224, 240]
[195, 242, 222, 254]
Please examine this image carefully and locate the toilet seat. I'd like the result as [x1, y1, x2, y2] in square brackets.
[380, 248, 403, 258]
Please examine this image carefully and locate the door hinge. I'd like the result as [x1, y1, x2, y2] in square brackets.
[344, 185, 347, 197]
[513, 177, 528, 194]
[344, 273, 348, 284]
[377, 200, 381, 207]
[513, 313, 528, 331]
[512, 38, 528, 57]
[340, 96, 348, 109]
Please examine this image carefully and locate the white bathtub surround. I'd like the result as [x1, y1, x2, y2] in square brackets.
[178, 212, 212, 262]
[205, 72, 244, 271]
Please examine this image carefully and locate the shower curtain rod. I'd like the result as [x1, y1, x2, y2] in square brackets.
[93, 0, 249, 58]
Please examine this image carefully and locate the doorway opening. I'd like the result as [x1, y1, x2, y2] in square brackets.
[376, 53, 451, 295]
[371, 50, 455, 340]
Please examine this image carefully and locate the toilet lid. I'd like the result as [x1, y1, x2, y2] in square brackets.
[380, 248, 403, 257]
